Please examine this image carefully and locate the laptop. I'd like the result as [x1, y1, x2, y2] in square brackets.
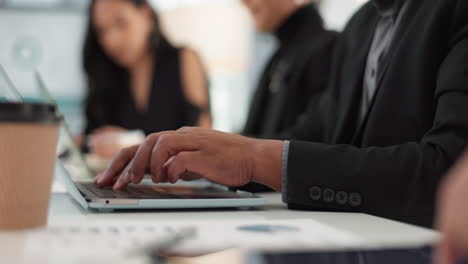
[1, 65, 265, 212]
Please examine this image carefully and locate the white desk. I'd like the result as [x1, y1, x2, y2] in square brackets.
[0, 180, 439, 264]
[49, 191, 437, 245]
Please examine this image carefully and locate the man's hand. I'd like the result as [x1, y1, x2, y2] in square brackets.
[94, 127, 284, 191]
[435, 152, 468, 264]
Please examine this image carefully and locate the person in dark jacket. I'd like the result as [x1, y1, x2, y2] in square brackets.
[96, 0, 468, 229]
[82, 0, 211, 159]
[240, 0, 336, 193]
[243, 0, 336, 140]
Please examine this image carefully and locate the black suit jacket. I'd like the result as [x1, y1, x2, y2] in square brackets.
[239, 5, 336, 193]
[283, 0, 468, 228]
[243, 5, 336, 139]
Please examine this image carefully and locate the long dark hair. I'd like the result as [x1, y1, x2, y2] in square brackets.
[82, 0, 167, 134]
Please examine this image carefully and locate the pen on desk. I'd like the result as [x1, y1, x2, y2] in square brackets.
[128, 226, 197, 260]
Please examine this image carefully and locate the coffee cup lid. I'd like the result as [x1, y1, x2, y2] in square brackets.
[0, 102, 61, 124]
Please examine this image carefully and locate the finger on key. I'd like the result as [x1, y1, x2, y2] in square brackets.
[150, 133, 200, 183]
[94, 173, 102, 184]
[129, 131, 175, 183]
[113, 161, 133, 190]
[97, 145, 139, 187]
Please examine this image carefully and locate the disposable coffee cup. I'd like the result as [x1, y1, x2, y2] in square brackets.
[0, 102, 60, 230]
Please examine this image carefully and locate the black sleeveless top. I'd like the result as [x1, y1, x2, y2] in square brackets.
[85, 41, 201, 135]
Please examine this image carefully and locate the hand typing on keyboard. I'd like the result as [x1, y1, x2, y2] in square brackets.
[94, 127, 283, 192]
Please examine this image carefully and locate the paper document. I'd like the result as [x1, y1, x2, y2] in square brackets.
[18, 219, 364, 258]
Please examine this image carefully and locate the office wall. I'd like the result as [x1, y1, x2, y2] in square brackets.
[155, 1, 254, 132]
[0, 9, 87, 133]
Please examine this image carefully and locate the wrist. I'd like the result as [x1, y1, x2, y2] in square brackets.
[250, 139, 284, 191]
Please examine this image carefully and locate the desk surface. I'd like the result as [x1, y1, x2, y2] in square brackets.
[49, 187, 438, 246]
[0, 181, 440, 264]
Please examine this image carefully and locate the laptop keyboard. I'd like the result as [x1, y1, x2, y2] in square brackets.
[81, 183, 180, 199]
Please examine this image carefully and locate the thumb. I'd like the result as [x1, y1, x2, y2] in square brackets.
[164, 151, 205, 184]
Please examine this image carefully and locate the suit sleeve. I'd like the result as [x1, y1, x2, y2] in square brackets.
[283, 28, 468, 227]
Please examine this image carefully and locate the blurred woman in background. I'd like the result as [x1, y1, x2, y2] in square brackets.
[83, 0, 211, 160]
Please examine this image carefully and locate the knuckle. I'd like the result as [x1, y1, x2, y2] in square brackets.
[147, 133, 159, 142]
[177, 126, 195, 133]
[126, 145, 140, 154]
[130, 144, 140, 151]
[143, 135, 158, 149]
[116, 148, 128, 158]
[157, 134, 174, 148]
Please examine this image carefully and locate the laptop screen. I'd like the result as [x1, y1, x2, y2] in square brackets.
[35, 70, 94, 180]
[0, 65, 23, 103]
